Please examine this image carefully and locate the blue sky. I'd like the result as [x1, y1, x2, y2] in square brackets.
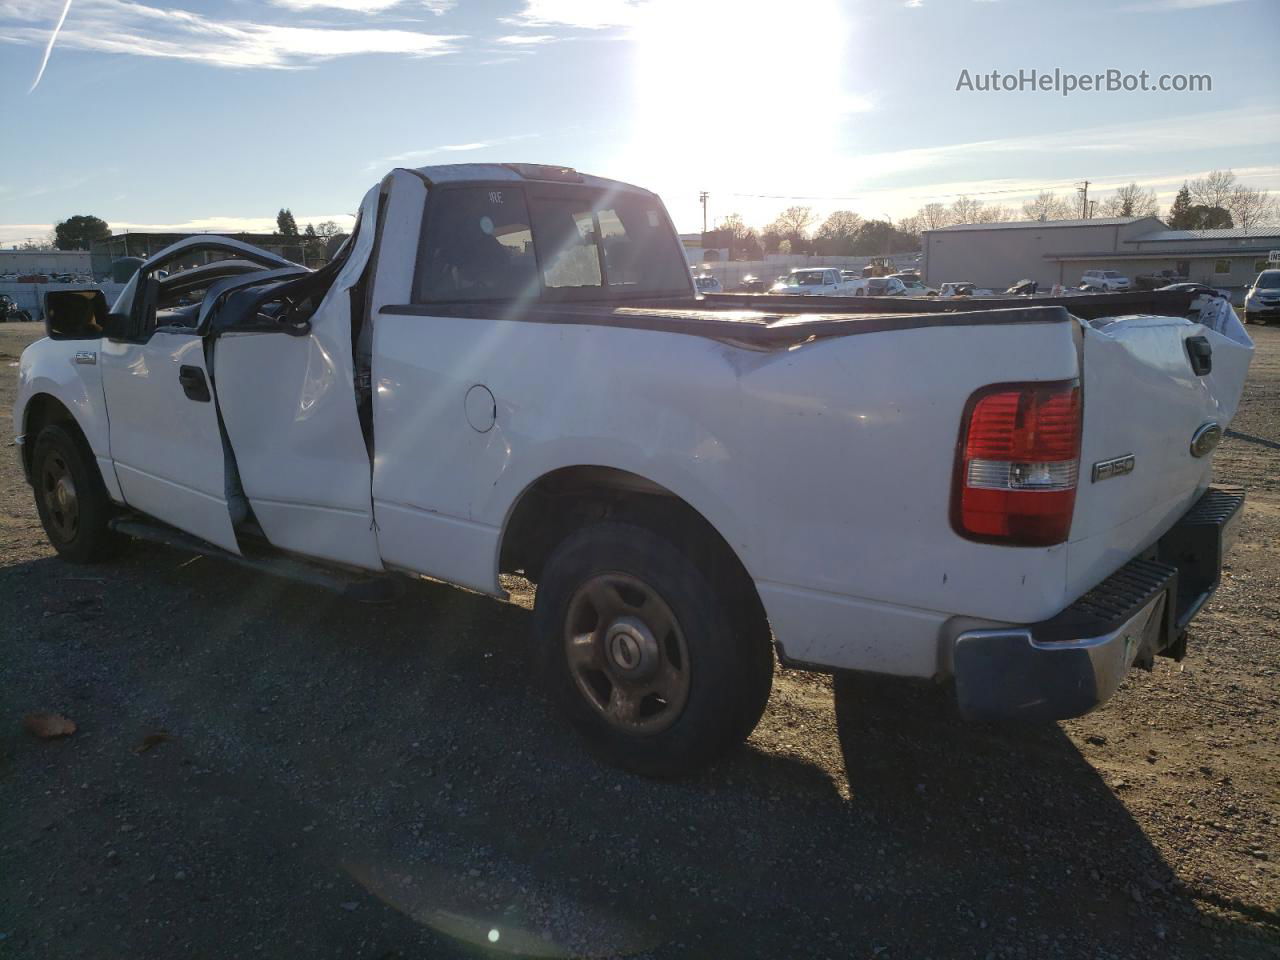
[0, 0, 1277, 245]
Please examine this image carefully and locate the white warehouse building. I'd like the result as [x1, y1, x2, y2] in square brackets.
[923, 216, 1280, 298]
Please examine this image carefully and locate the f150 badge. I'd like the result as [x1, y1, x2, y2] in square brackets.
[1091, 454, 1135, 482]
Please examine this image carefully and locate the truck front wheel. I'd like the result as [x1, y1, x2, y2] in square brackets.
[31, 424, 121, 564]
[534, 521, 772, 777]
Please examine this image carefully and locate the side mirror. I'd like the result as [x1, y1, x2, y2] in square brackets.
[43, 289, 108, 341]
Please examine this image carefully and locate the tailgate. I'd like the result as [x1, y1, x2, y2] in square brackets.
[1066, 301, 1253, 599]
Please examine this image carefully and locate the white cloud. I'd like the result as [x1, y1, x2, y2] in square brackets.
[506, 0, 648, 29]
[268, 0, 453, 11]
[494, 33, 559, 45]
[1, 0, 463, 75]
[366, 133, 540, 171]
[1120, 0, 1245, 9]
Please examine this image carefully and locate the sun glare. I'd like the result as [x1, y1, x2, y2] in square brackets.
[626, 0, 851, 218]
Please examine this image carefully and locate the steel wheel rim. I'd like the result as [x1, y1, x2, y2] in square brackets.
[40, 452, 79, 542]
[563, 572, 691, 734]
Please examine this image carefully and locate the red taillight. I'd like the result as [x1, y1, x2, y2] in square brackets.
[953, 380, 1082, 546]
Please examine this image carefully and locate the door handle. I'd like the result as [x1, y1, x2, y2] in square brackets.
[1185, 336, 1212, 376]
[178, 364, 211, 402]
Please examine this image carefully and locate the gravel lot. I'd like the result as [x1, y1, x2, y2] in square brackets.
[1, 319, 1277, 960]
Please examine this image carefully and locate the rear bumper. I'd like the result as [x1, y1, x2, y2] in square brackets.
[953, 486, 1243, 721]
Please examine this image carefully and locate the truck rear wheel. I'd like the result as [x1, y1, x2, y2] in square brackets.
[534, 521, 772, 777]
[31, 424, 121, 564]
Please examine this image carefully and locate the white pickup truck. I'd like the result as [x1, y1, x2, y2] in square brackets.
[769, 268, 849, 296]
[17, 163, 1254, 776]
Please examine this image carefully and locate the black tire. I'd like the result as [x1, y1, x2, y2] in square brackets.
[30, 424, 121, 563]
[534, 521, 773, 777]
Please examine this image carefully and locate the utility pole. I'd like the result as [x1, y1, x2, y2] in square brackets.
[699, 191, 709, 234]
[1076, 180, 1091, 219]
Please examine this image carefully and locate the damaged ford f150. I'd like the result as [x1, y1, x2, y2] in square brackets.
[15, 163, 1255, 776]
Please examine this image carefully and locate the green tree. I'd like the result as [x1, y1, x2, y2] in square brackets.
[1187, 205, 1233, 229]
[54, 214, 110, 251]
[1167, 183, 1195, 229]
[276, 208, 299, 237]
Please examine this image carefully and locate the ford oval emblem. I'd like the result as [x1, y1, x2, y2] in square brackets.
[1190, 421, 1222, 458]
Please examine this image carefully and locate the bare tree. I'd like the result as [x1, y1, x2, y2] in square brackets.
[950, 195, 984, 224]
[1188, 169, 1236, 210]
[1226, 186, 1279, 233]
[896, 213, 923, 240]
[1022, 191, 1074, 221]
[916, 202, 951, 230]
[767, 205, 816, 240]
[978, 204, 1015, 223]
[816, 210, 863, 240]
[1099, 182, 1160, 219]
[314, 220, 343, 238]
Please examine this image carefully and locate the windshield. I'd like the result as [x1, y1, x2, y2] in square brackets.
[792, 271, 827, 286]
[1102, 271, 1121, 278]
[867, 279, 887, 293]
[1257, 271, 1280, 289]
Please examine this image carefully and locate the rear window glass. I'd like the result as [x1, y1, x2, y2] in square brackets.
[415, 187, 538, 302]
[416, 186, 689, 302]
[529, 192, 689, 296]
[531, 197, 602, 290]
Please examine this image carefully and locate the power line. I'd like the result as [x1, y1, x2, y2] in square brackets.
[725, 179, 1084, 203]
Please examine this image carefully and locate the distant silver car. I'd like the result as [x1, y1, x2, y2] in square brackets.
[1243, 270, 1280, 325]
[693, 274, 723, 295]
[889, 273, 936, 296]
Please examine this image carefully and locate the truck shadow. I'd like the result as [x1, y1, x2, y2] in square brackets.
[2, 549, 1270, 959]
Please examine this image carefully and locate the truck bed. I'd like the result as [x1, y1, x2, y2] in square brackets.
[380, 289, 1194, 348]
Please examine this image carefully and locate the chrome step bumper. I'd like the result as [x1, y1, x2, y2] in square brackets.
[953, 487, 1244, 721]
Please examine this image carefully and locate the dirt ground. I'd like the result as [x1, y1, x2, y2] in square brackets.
[1, 319, 1277, 960]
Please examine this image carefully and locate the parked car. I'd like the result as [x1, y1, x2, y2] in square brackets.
[1244, 269, 1280, 325]
[769, 268, 849, 296]
[16, 162, 1254, 777]
[1136, 269, 1187, 291]
[863, 277, 907, 297]
[740, 275, 767, 293]
[1005, 279, 1038, 296]
[938, 281, 992, 298]
[1080, 269, 1131, 291]
[693, 274, 722, 295]
[890, 273, 936, 296]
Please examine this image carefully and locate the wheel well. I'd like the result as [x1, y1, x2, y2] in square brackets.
[21, 394, 84, 479]
[499, 465, 767, 623]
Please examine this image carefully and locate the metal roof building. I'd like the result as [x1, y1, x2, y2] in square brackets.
[923, 216, 1279, 295]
